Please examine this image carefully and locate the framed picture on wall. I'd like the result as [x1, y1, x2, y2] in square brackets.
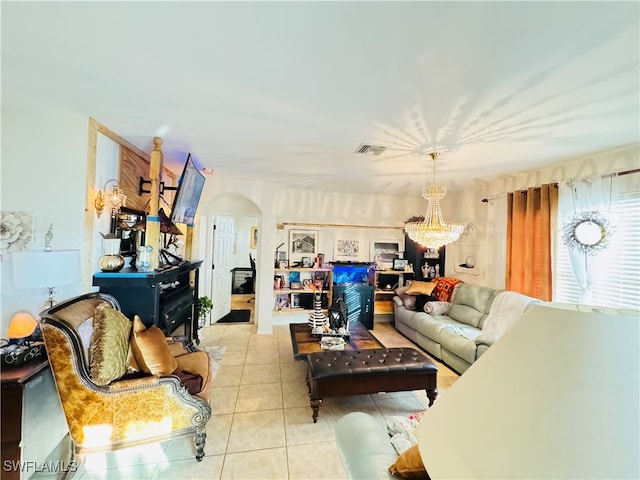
[334, 239, 360, 261]
[250, 226, 258, 249]
[289, 229, 318, 264]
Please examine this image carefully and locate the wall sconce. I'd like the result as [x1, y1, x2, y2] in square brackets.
[95, 179, 127, 218]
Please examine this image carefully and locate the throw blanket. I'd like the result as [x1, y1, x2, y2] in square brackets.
[424, 301, 451, 315]
[482, 291, 539, 337]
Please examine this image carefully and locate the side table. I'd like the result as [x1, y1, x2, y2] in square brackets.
[1, 359, 68, 480]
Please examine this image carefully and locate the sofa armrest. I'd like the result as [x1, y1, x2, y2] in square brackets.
[167, 336, 197, 356]
[392, 296, 404, 307]
[474, 332, 500, 348]
[335, 412, 397, 479]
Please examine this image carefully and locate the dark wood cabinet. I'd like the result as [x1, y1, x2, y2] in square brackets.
[333, 285, 375, 329]
[404, 234, 446, 281]
[1, 360, 68, 480]
[93, 261, 203, 342]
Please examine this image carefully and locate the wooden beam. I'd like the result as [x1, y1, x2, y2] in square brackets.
[146, 137, 163, 270]
[280, 221, 404, 230]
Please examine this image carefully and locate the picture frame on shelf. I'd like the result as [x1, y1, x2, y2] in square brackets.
[301, 256, 312, 268]
[289, 229, 318, 264]
[275, 293, 290, 310]
[290, 293, 302, 308]
[371, 240, 401, 270]
[392, 258, 409, 271]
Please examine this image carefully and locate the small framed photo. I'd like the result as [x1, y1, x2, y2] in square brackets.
[392, 258, 408, 271]
[424, 248, 440, 259]
[278, 260, 289, 269]
[250, 226, 258, 249]
[290, 281, 302, 290]
[290, 293, 302, 308]
[301, 256, 312, 268]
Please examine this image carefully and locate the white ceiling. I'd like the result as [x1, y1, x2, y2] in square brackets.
[3, 2, 639, 196]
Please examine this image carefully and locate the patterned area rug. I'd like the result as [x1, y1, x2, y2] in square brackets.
[203, 345, 226, 379]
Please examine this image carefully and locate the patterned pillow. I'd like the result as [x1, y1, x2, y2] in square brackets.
[89, 304, 132, 386]
[432, 277, 463, 302]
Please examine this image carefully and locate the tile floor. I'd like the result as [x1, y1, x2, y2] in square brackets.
[35, 319, 459, 480]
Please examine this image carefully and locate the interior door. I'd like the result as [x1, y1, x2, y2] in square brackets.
[211, 216, 234, 322]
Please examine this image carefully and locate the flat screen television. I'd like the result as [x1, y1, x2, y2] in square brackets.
[170, 153, 206, 225]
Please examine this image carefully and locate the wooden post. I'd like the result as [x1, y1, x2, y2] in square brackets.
[146, 137, 163, 270]
[184, 225, 194, 261]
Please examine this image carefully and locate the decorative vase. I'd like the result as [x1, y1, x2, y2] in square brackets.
[99, 238, 124, 272]
[135, 245, 153, 272]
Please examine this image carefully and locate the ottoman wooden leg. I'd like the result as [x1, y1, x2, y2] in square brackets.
[426, 387, 438, 406]
[310, 398, 323, 423]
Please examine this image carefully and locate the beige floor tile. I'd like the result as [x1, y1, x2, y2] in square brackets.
[151, 455, 224, 479]
[287, 441, 348, 479]
[220, 447, 289, 479]
[235, 382, 283, 412]
[220, 326, 253, 339]
[325, 394, 384, 423]
[248, 336, 279, 351]
[212, 366, 243, 387]
[160, 435, 201, 462]
[210, 386, 239, 415]
[244, 348, 280, 365]
[282, 380, 311, 409]
[219, 349, 247, 367]
[280, 360, 307, 383]
[204, 414, 234, 456]
[219, 337, 250, 351]
[226, 410, 286, 453]
[284, 406, 336, 446]
[241, 363, 281, 384]
[82, 443, 165, 470]
[372, 392, 428, 419]
[273, 324, 291, 337]
[78, 463, 159, 480]
[279, 348, 296, 364]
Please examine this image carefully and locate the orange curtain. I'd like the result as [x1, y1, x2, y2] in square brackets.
[506, 184, 558, 300]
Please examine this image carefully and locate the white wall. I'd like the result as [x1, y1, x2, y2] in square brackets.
[1, 105, 89, 334]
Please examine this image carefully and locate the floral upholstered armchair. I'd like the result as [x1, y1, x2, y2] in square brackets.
[40, 292, 211, 478]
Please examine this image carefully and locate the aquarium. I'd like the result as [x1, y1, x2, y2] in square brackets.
[332, 263, 373, 285]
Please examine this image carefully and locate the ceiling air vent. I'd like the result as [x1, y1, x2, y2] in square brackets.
[355, 143, 387, 156]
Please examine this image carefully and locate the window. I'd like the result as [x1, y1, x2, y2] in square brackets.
[554, 173, 640, 310]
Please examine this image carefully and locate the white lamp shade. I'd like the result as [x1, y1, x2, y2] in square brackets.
[416, 304, 639, 479]
[12, 250, 81, 289]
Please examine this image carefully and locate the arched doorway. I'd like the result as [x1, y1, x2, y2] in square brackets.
[202, 193, 261, 324]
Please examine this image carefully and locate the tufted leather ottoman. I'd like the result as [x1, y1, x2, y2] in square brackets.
[306, 348, 438, 423]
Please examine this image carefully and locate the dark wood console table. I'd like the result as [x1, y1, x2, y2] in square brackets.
[93, 260, 203, 342]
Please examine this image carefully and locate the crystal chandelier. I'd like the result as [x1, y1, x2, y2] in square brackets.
[405, 152, 464, 249]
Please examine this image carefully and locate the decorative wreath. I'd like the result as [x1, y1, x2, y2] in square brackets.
[562, 210, 614, 255]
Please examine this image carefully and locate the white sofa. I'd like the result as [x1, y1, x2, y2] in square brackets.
[394, 283, 539, 373]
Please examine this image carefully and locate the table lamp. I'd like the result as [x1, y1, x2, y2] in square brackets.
[12, 250, 81, 308]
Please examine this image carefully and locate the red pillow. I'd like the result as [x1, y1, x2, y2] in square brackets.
[432, 277, 463, 302]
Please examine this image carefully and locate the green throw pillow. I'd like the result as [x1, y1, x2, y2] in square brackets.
[89, 304, 132, 386]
